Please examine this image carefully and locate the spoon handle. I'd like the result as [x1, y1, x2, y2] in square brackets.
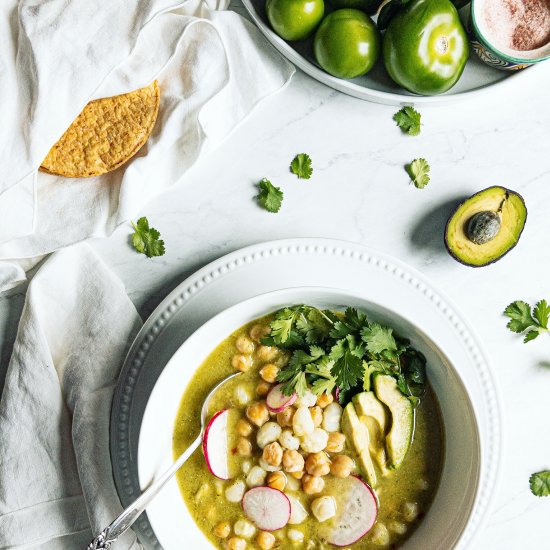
[87, 434, 202, 549]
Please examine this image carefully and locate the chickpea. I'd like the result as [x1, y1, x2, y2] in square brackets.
[256, 531, 276, 550]
[256, 345, 278, 362]
[293, 406, 314, 436]
[305, 452, 331, 477]
[282, 449, 305, 473]
[326, 431, 346, 453]
[249, 324, 270, 342]
[290, 469, 304, 479]
[311, 496, 337, 522]
[402, 501, 419, 522]
[259, 363, 279, 383]
[256, 381, 271, 397]
[246, 401, 269, 427]
[316, 392, 334, 408]
[263, 441, 283, 467]
[236, 335, 255, 354]
[300, 428, 329, 453]
[257, 421, 282, 449]
[330, 455, 354, 478]
[276, 406, 295, 427]
[236, 419, 253, 437]
[279, 429, 300, 450]
[232, 354, 253, 372]
[267, 471, 287, 491]
[310, 406, 323, 427]
[215, 521, 231, 538]
[302, 474, 325, 495]
[236, 437, 252, 457]
[227, 536, 247, 550]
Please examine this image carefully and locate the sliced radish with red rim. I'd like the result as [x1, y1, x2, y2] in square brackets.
[202, 409, 231, 480]
[266, 384, 297, 413]
[242, 487, 291, 531]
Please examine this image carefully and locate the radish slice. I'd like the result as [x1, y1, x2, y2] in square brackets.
[202, 409, 230, 480]
[325, 476, 378, 546]
[266, 384, 297, 413]
[242, 487, 291, 531]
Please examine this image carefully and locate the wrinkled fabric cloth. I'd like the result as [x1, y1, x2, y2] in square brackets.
[0, 0, 294, 290]
[0, 244, 144, 549]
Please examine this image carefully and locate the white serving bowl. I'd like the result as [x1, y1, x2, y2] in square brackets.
[138, 286, 488, 549]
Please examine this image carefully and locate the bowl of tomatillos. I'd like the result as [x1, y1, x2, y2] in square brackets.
[264, 0, 517, 95]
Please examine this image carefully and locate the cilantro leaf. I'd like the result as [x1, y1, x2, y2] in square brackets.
[290, 153, 313, 180]
[269, 307, 302, 345]
[257, 178, 283, 213]
[344, 307, 369, 331]
[307, 357, 337, 395]
[329, 336, 365, 390]
[362, 323, 398, 355]
[277, 346, 325, 396]
[530, 471, 550, 497]
[504, 300, 550, 342]
[393, 106, 422, 136]
[131, 217, 165, 258]
[296, 307, 333, 344]
[406, 158, 430, 189]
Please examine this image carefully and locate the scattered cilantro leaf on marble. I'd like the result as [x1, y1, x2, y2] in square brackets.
[257, 178, 283, 213]
[131, 217, 165, 258]
[406, 158, 430, 189]
[393, 106, 422, 136]
[290, 153, 313, 180]
[504, 299, 550, 343]
[530, 471, 550, 497]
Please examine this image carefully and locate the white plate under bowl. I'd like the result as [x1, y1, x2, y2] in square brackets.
[123, 240, 501, 549]
[240, 0, 549, 105]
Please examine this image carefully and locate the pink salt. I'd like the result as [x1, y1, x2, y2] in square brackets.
[483, 0, 550, 51]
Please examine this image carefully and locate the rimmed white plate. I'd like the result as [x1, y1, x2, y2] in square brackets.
[110, 238, 502, 548]
[240, 0, 549, 106]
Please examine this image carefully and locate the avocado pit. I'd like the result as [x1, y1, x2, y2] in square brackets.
[467, 210, 501, 245]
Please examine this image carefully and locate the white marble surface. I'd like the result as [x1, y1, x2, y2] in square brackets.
[2, 26, 550, 549]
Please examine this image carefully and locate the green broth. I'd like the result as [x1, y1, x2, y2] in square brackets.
[173, 316, 443, 549]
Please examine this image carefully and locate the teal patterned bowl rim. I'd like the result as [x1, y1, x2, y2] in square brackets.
[470, 0, 550, 64]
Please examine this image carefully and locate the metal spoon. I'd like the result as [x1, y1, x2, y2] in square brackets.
[87, 372, 242, 549]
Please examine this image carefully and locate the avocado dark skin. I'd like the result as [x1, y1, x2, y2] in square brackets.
[444, 186, 527, 267]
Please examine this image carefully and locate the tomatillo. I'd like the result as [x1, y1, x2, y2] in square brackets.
[383, 0, 469, 95]
[313, 9, 381, 79]
[266, 0, 325, 41]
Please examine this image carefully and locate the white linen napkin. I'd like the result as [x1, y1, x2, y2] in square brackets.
[0, 0, 294, 291]
[0, 243, 144, 549]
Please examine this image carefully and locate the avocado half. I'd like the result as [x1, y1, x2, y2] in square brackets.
[445, 186, 527, 267]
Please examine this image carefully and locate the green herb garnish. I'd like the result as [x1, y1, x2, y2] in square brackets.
[264, 305, 426, 404]
[131, 217, 165, 258]
[257, 178, 283, 213]
[290, 153, 313, 180]
[406, 158, 430, 189]
[505, 299, 550, 342]
[393, 106, 422, 136]
[530, 471, 550, 497]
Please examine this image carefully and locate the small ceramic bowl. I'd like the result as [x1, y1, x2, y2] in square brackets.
[470, 0, 550, 70]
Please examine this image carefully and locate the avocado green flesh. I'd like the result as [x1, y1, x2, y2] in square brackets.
[342, 402, 377, 486]
[373, 375, 414, 470]
[446, 186, 527, 267]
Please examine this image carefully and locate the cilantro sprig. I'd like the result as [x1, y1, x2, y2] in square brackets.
[530, 471, 550, 497]
[504, 299, 550, 342]
[290, 153, 313, 180]
[257, 178, 283, 213]
[131, 217, 165, 258]
[264, 305, 426, 405]
[393, 106, 422, 136]
[406, 158, 430, 189]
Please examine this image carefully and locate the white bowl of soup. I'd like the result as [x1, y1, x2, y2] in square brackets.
[138, 287, 491, 549]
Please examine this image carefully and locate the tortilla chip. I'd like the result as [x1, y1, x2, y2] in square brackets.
[40, 81, 160, 178]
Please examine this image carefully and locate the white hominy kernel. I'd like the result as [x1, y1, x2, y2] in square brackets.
[194, 482, 210, 501]
[402, 501, 419, 522]
[296, 390, 317, 408]
[234, 519, 256, 538]
[370, 523, 390, 545]
[388, 520, 407, 535]
[257, 422, 282, 449]
[287, 529, 305, 543]
[259, 457, 282, 472]
[287, 494, 308, 524]
[417, 478, 430, 490]
[322, 403, 343, 432]
[246, 466, 267, 487]
[242, 460, 252, 474]
[300, 428, 329, 453]
[236, 336, 255, 354]
[285, 474, 301, 492]
[214, 479, 224, 495]
[293, 406, 314, 436]
[311, 496, 337, 522]
[279, 429, 300, 450]
[235, 385, 251, 406]
[225, 480, 246, 503]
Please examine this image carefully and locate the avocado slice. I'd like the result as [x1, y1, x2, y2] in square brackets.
[373, 374, 414, 470]
[341, 402, 377, 486]
[445, 186, 527, 267]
